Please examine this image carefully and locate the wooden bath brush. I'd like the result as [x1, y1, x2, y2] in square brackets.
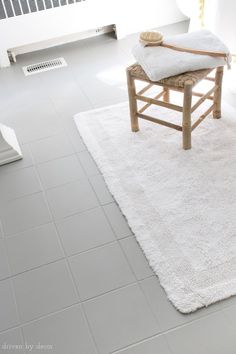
[139, 31, 228, 60]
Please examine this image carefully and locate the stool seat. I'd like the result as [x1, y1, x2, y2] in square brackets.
[126, 63, 224, 150]
[129, 63, 212, 88]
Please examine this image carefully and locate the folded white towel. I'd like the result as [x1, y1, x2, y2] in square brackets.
[132, 30, 231, 81]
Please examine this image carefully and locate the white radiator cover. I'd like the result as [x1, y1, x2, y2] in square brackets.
[0, 0, 186, 67]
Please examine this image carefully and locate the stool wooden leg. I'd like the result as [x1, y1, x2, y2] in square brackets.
[182, 80, 193, 150]
[126, 68, 139, 132]
[213, 66, 223, 119]
[163, 87, 170, 103]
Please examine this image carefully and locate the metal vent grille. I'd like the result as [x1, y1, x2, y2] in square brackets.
[22, 57, 67, 75]
[0, 0, 85, 20]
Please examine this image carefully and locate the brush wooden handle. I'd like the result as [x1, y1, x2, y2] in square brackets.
[161, 43, 227, 58]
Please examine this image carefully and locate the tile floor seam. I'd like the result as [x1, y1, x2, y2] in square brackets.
[1, 221, 53, 239]
[34, 152, 76, 167]
[0, 174, 44, 207]
[0, 301, 82, 335]
[76, 155, 112, 220]
[101, 203, 133, 240]
[6, 278, 21, 335]
[50, 203, 101, 222]
[67, 239, 117, 259]
[5, 165, 81, 327]
[1, 278, 233, 338]
[1, 218, 53, 240]
[23, 131, 65, 146]
[47, 227, 101, 354]
[35, 169, 86, 192]
[0, 238, 11, 280]
[109, 332, 169, 354]
[116, 236, 163, 333]
[30, 149, 75, 166]
[80, 303, 101, 354]
[19, 327, 27, 354]
[76, 150, 101, 179]
[72, 75, 100, 110]
[1, 255, 66, 280]
[30, 167, 82, 301]
[48, 98, 91, 154]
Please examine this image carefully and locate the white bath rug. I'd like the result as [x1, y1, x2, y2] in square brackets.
[74, 99, 236, 313]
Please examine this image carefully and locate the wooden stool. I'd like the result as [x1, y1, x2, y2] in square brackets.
[126, 64, 224, 150]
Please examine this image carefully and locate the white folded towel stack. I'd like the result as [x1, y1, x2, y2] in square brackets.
[132, 30, 231, 81]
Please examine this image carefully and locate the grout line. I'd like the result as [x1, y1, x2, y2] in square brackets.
[39, 160, 101, 354]
[108, 304, 230, 354]
[65, 248, 102, 354]
[80, 303, 101, 354]
[0, 281, 149, 336]
[2, 256, 66, 281]
[116, 237, 163, 332]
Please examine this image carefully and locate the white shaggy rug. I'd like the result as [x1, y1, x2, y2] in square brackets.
[74, 99, 236, 313]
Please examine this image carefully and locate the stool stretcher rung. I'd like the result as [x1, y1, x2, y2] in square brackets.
[134, 77, 185, 93]
[137, 84, 153, 96]
[139, 91, 165, 114]
[192, 91, 214, 100]
[205, 76, 215, 82]
[191, 104, 214, 131]
[191, 86, 217, 113]
[135, 94, 183, 112]
[137, 112, 183, 131]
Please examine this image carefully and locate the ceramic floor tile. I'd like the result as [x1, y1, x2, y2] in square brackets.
[89, 174, 114, 205]
[69, 242, 135, 300]
[120, 237, 153, 280]
[0, 167, 41, 204]
[84, 284, 160, 354]
[0, 193, 51, 237]
[65, 125, 86, 152]
[113, 335, 171, 354]
[39, 66, 92, 118]
[78, 76, 127, 106]
[140, 276, 224, 332]
[0, 328, 25, 353]
[23, 305, 97, 354]
[103, 203, 132, 239]
[5, 224, 64, 275]
[56, 207, 115, 256]
[166, 311, 236, 354]
[77, 151, 100, 176]
[0, 145, 33, 175]
[0, 279, 19, 332]
[7, 98, 64, 144]
[51, 86, 91, 118]
[37, 154, 86, 189]
[13, 260, 78, 323]
[46, 179, 98, 220]
[29, 134, 74, 164]
[0, 239, 10, 280]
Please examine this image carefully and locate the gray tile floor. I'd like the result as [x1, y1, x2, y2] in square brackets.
[1, 20, 236, 354]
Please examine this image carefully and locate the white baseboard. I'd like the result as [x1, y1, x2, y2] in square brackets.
[8, 24, 115, 63]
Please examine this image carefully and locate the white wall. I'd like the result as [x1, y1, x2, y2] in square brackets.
[205, 0, 236, 52]
[0, 0, 185, 67]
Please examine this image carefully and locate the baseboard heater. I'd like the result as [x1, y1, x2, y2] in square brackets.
[0, 0, 116, 65]
[8, 24, 116, 63]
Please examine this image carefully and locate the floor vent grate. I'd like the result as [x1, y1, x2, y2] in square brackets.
[22, 57, 67, 76]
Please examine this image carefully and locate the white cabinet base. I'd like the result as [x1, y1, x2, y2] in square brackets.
[0, 124, 23, 166]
